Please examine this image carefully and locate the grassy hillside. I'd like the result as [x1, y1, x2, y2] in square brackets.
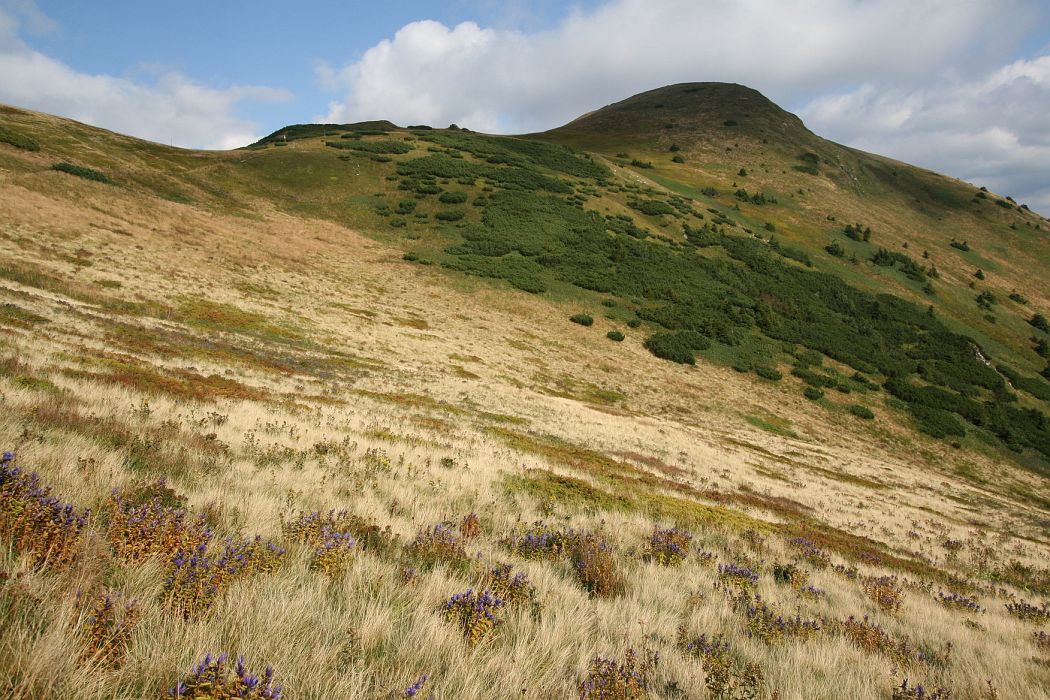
[1, 89, 1050, 699]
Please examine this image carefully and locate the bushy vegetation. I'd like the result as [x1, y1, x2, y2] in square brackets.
[848, 404, 875, 420]
[391, 142, 1050, 461]
[439, 191, 468, 204]
[630, 199, 675, 216]
[870, 248, 928, 284]
[0, 125, 40, 151]
[52, 162, 113, 184]
[326, 139, 413, 154]
[570, 314, 594, 326]
[644, 331, 710, 364]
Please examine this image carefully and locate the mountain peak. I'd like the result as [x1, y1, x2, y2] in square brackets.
[549, 82, 810, 143]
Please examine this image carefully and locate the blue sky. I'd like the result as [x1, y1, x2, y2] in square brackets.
[24, 1, 603, 136]
[1, 0, 1049, 212]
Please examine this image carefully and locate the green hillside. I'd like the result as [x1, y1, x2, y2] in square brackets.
[2, 85, 1049, 472]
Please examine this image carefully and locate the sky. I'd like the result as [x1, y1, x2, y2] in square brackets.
[1, 0, 1048, 213]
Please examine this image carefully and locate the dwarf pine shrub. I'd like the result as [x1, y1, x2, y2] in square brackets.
[570, 314, 594, 326]
[52, 162, 112, 184]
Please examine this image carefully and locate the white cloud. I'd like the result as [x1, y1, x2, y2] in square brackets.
[0, 2, 289, 149]
[320, 0, 1031, 132]
[320, 0, 1048, 213]
[800, 55, 1050, 213]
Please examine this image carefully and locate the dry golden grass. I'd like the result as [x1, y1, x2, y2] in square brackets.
[2, 121, 1050, 699]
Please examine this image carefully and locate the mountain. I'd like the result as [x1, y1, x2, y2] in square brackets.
[1, 86, 1049, 699]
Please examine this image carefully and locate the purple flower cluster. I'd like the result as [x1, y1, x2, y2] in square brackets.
[442, 588, 505, 645]
[787, 536, 832, 568]
[77, 588, 141, 667]
[107, 491, 212, 563]
[577, 648, 658, 700]
[164, 537, 285, 618]
[682, 632, 730, 660]
[507, 528, 566, 559]
[798, 585, 826, 600]
[0, 453, 89, 569]
[891, 679, 953, 699]
[569, 532, 624, 598]
[1005, 599, 1050, 623]
[481, 563, 537, 608]
[862, 575, 905, 614]
[646, 527, 692, 566]
[742, 594, 822, 644]
[403, 673, 429, 698]
[410, 522, 467, 565]
[170, 652, 282, 699]
[311, 528, 356, 577]
[936, 591, 982, 613]
[718, 563, 760, 588]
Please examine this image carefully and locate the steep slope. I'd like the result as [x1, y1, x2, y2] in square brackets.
[1, 94, 1050, 699]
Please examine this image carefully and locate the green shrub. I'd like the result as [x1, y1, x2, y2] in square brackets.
[51, 162, 112, 184]
[672, 155, 685, 164]
[643, 331, 710, 365]
[630, 199, 675, 216]
[435, 211, 464, 222]
[570, 314, 594, 327]
[803, 387, 824, 401]
[0, 126, 40, 151]
[325, 139, 412, 154]
[909, 404, 966, 438]
[439, 191, 468, 204]
[1031, 313, 1050, 333]
[416, 151, 1050, 461]
[848, 404, 875, 420]
[627, 319, 641, 329]
[606, 330, 625, 342]
[754, 366, 782, 381]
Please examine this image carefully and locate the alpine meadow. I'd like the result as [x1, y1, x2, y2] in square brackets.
[2, 80, 1050, 699]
